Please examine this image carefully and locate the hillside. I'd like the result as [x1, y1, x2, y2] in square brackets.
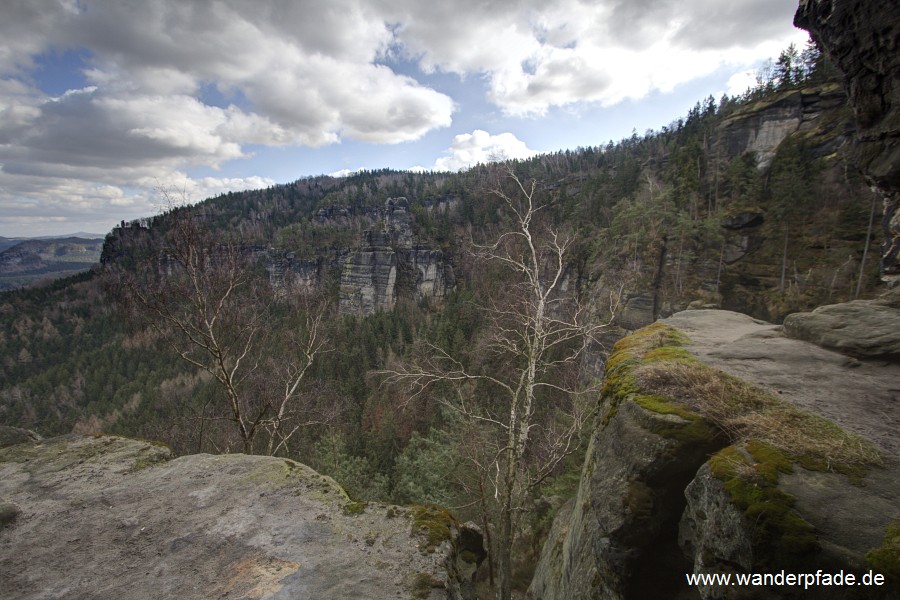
[0, 237, 105, 291]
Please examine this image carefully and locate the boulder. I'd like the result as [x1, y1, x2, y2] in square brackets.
[0, 425, 40, 449]
[782, 299, 900, 357]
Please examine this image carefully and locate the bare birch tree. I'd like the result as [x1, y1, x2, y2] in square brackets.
[122, 191, 329, 455]
[379, 167, 610, 600]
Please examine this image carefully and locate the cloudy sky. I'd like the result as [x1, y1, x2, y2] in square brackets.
[0, 0, 808, 237]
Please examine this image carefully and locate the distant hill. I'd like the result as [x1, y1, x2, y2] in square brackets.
[0, 236, 105, 291]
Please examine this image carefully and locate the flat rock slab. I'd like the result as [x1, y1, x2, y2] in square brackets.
[663, 309, 900, 459]
[783, 299, 900, 357]
[0, 435, 458, 600]
[663, 309, 900, 577]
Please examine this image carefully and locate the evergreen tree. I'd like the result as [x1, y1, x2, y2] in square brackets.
[774, 43, 800, 88]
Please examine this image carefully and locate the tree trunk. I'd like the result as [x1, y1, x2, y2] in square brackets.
[478, 477, 495, 589]
[856, 194, 878, 298]
[779, 226, 789, 294]
[497, 448, 518, 600]
[652, 234, 668, 320]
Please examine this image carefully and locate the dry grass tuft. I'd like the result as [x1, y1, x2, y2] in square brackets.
[635, 361, 881, 469]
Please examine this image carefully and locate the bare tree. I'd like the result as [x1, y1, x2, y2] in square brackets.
[379, 167, 609, 600]
[122, 191, 329, 455]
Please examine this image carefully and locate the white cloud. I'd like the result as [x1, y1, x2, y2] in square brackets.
[0, 0, 810, 235]
[0, 169, 276, 238]
[328, 168, 361, 178]
[383, 0, 808, 115]
[433, 130, 540, 172]
[726, 70, 759, 97]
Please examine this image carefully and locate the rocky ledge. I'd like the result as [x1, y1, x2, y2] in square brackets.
[0, 433, 484, 600]
[529, 309, 899, 599]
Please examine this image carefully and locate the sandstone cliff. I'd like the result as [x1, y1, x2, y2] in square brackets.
[795, 0, 900, 282]
[528, 310, 899, 599]
[601, 77, 875, 327]
[0, 433, 484, 600]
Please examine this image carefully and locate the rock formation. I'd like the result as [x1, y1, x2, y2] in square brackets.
[716, 82, 848, 169]
[339, 198, 453, 316]
[528, 311, 899, 599]
[0, 434, 484, 600]
[795, 0, 900, 281]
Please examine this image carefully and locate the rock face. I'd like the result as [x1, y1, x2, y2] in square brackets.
[0, 434, 484, 600]
[615, 294, 656, 330]
[716, 83, 848, 169]
[795, 0, 900, 280]
[340, 231, 399, 315]
[339, 199, 453, 316]
[529, 311, 899, 599]
[271, 197, 455, 315]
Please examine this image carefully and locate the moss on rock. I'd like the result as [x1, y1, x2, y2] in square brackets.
[709, 443, 818, 557]
[410, 504, 458, 553]
[866, 520, 900, 578]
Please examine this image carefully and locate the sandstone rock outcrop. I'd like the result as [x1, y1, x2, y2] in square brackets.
[795, 0, 900, 281]
[264, 199, 454, 316]
[339, 199, 453, 316]
[529, 311, 899, 599]
[716, 83, 848, 169]
[0, 434, 483, 600]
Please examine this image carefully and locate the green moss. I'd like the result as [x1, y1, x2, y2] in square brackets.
[599, 324, 719, 448]
[410, 504, 458, 553]
[408, 571, 444, 598]
[643, 346, 693, 363]
[710, 444, 817, 557]
[605, 322, 879, 562]
[631, 394, 716, 446]
[601, 322, 690, 400]
[131, 453, 167, 471]
[866, 521, 900, 578]
[343, 501, 367, 516]
[601, 323, 692, 400]
[745, 440, 793, 484]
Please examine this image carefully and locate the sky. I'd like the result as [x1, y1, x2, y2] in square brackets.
[0, 0, 810, 238]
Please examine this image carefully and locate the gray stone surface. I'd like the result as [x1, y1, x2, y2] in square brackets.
[0, 435, 482, 600]
[782, 299, 900, 357]
[0, 425, 40, 449]
[664, 309, 900, 457]
[527, 398, 717, 600]
[616, 294, 655, 330]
